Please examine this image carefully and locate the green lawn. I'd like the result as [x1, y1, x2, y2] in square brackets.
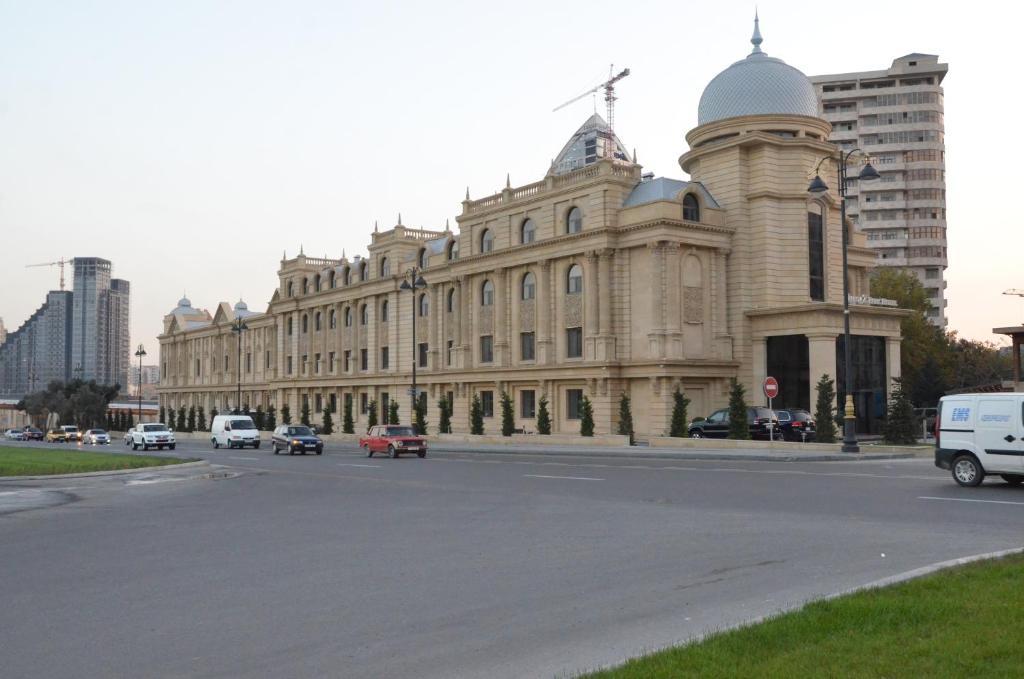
[586, 554, 1024, 678]
[0, 446, 195, 476]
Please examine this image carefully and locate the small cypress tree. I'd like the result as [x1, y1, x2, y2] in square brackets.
[367, 399, 378, 428]
[210, 408, 219, 426]
[300, 401, 311, 426]
[726, 378, 750, 440]
[814, 374, 837, 444]
[414, 394, 428, 435]
[117, 411, 125, 431]
[177, 406, 187, 432]
[536, 395, 551, 435]
[197, 406, 207, 432]
[669, 387, 691, 437]
[187, 406, 196, 432]
[500, 391, 514, 436]
[126, 411, 134, 429]
[342, 398, 354, 434]
[580, 395, 595, 437]
[242, 404, 251, 419]
[470, 394, 484, 435]
[264, 405, 276, 431]
[388, 400, 400, 425]
[883, 377, 917, 445]
[438, 396, 451, 434]
[158, 407, 166, 427]
[281, 404, 291, 424]
[106, 411, 115, 431]
[618, 392, 634, 445]
[321, 407, 334, 435]
[254, 405, 264, 430]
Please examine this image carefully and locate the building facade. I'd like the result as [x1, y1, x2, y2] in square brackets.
[70, 257, 131, 387]
[811, 54, 949, 326]
[158, 21, 905, 437]
[0, 291, 73, 397]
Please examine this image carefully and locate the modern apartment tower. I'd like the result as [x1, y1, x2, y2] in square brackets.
[811, 54, 948, 326]
[0, 291, 73, 397]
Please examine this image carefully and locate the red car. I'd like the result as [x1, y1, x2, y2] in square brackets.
[359, 425, 427, 459]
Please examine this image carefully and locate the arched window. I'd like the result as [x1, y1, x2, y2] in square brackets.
[521, 218, 536, 244]
[302, 314, 309, 333]
[521, 272, 536, 300]
[360, 304, 368, 325]
[329, 309, 336, 329]
[287, 317, 293, 335]
[287, 281, 294, 297]
[566, 207, 583, 234]
[448, 240, 459, 261]
[380, 256, 390, 278]
[344, 307, 352, 327]
[343, 267, 350, 286]
[329, 271, 336, 288]
[481, 280, 494, 306]
[359, 262, 368, 282]
[419, 248, 429, 269]
[381, 300, 389, 323]
[314, 274, 321, 292]
[447, 288, 456, 313]
[419, 293, 429, 317]
[567, 264, 583, 294]
[314, 312, 321, 331]
[480, 228, 494, 253]
[302, 278, 309, 295]
[683, 194, 700, 222]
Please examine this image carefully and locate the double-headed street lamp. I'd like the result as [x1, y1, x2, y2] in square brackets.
[399, 268, 428, 426]
[231, 317, 249, 414]
[134, 345, 147, 424]
[808, 148, 880, 454]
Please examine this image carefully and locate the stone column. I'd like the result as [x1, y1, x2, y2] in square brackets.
[751, 337, 767, 402]
[597, 249, 614, 357]
[647, 243, 666, 358]
[808, 334, 839, 409]
[495, 268, 509, 366]
[666, 244, 682, 358]
[537, 260, 553, 364]
[585, 251, 599, 360]
[885, 336, 901, 398]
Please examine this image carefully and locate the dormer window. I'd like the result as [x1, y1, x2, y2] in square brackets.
[419, 248, 429, 269]
[480, 228, 494, 254]
[683, 194, 701, 222]
[566, 207, 582, 234]
[521, 219, 536, 244]
[380, 256, 390, 278]
[448, 240, 459, 261]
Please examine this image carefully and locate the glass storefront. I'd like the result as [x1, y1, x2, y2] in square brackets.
[766, 335, 810, 410]
[836, 336, 887, 435]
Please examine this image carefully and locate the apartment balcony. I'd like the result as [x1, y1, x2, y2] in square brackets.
[905, 179, 945, 190]
[876, 256, 909, 267]
[907, 255, 948, 268]
[819, 88, 860, 101]
[862, 199, 907, 210]
[866, 237, 909, 249]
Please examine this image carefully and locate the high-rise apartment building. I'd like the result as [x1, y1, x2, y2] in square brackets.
[0, 291, 73, 397]
[811, 54, 948, 326]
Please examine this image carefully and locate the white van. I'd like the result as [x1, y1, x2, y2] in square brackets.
[935, 393, 1024, 487]
[210, 415, 261, 449]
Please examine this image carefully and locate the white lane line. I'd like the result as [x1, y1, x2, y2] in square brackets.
[229, 456, 258, 460]
[918, 496, 1024, 506]
[337, 463, 382, 468]
[524, 474, 604, 481]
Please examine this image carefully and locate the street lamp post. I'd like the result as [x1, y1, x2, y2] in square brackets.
[231, 317, 249, 415]
[808, 149, 879, 453]
[399, 268, 427, 427]
[134, 345, 147, 424]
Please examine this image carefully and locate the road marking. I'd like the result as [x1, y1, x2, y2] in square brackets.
[229, 456, 258, 461]
[918, 496, 1024, 506]
[524, 474, 604, 481]
[337, 463, 382, 468]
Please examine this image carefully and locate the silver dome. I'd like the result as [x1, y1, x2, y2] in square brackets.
[697, 16, 818, 126]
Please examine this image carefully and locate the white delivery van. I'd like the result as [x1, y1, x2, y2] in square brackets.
[935, 393, 1024, 487]
[210, 415, 261, 449]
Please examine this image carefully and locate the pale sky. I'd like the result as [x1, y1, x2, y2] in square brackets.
[1, 0, 1020, 360]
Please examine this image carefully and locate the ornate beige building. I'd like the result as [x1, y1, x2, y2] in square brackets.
[158, 21, 904, 437]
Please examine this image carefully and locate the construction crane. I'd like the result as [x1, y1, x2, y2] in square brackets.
[26, 258, 70, 291]
[553, 65, 630, 133]
[1004, 289, 1024, 297]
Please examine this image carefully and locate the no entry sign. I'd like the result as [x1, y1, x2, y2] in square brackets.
[763, 376, 779, 401]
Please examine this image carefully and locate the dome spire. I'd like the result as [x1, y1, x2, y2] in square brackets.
[751, 10, 763, 54]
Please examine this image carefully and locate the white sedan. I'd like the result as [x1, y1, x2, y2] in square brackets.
[4, 429, 26, 441]
[82, 429, 111, 445]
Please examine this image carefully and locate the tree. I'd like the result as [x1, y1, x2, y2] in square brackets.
[342, 398, 354, 434]
[536, 395, 551, 435]
[187, 406, 196, 432]
[883, 378, 918, 445]
[197, 406, 207, 432]
[367, 399, 378, 428]
[580, 396, 594, 437]
[618, 392, 634, 445]
[177, 406, 187, 432]
[470, 394, 484, 435]
[126, 411, 134, 429]
[321, 407, 334, 435]
[264, 405, 276, 431]
[727, 378, 750, 440]
[117, 411, 125, 431]
[814, 374, 837, 444]
[300, 400, 311, 426]
[669, 387, 691, 438]
[500, 391, 514, 437]
[388, 400, 400, 425]
[106, 411, 114, 431]
[159, 407, 166, 426]
[210, 408, 219, 425]
[254, 405, 264, 430]
[281, 404, 291, 424]
[414, 394, 428, 435]
[438, 396, 451, 434]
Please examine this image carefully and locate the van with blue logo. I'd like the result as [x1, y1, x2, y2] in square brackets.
[935, 393, 1024, 487]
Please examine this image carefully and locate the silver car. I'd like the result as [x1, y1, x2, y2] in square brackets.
[4, 429, 26, 441]
[82, 429, 111, 445]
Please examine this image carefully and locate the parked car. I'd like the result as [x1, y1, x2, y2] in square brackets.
[687, 407, 780, 440]
[45, 429, 67, 443]
[60, 425, 81, 442]
[23, 427, 44, 441]
[82, 429, 111, 445]
[934, 393, 1024, 487]
[130, 423, 176, 451]
[271, 425, 323, 455]
[210, 415, 260, 449]
[359, 425, 427, 458]
[4, 429, 26, 441]
[776, 409, 816, 442]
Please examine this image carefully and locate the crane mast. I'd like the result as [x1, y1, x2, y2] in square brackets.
[553, 65, 631, 133]
[26, 258, 70, 290]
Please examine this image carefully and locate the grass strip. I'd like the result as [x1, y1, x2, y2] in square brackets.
[0, 446, 195, 476]
[585, 553, 1024, 678]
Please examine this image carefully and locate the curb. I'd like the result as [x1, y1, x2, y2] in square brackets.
[422, 445, 916, 463]
[0, 459, 208, 482]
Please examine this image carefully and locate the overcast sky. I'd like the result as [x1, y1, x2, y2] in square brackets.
[0, 0, 1018, 357]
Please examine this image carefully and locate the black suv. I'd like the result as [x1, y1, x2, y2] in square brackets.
[688, 407, 779, 439]
[776, 408, 816, 442]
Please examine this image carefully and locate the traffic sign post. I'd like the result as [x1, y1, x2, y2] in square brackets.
[763, 377, 779, 442]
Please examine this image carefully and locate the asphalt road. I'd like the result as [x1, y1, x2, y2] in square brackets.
[2, 439, 1023, 679]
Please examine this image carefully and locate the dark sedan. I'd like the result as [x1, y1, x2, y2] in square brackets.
[271, 425, 324, 455]
[23, 427, 44, 441]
